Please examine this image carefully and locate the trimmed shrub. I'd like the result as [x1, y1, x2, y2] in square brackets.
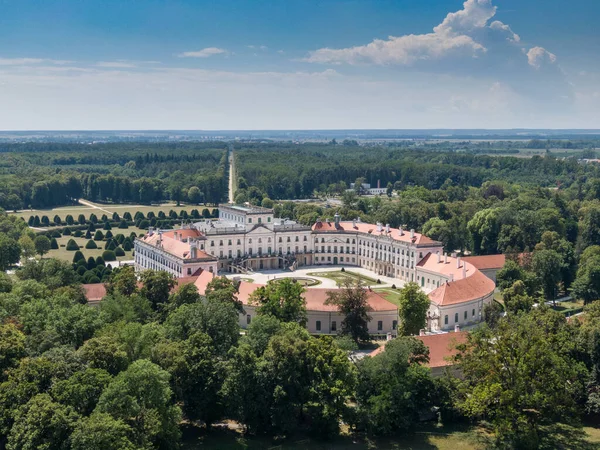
[72, 250, 85, 263]
[95, 256, 105, 267]
[93, 230, 104, 241]
[112, 212, 120, 221]
[85, 240, 98, 249]
[33, 216, 41, 227]
[105, 231, 113, 240]
[341, 267, 345, 272]
[103, 222, 112, 230]
[87, 257, 97, 270]
[53, 215, 62, 225]
[28, 216, 35, 226]
[134, 211, 144, 220]
[78, 214, 86, 225]
[115, 247, 125, 257]
[138, 219, 150, 230]
[101, 214, 108, 222]
[87, 223, 96, 232]
[158, 211, 166, 219]
[102, 250, 116, 262]
[62, 227, 71, 236]
[73, 230, 83, 238]
[50, 238, 59, 250]
[89, 213, 98, 224]
[85, 230, 92, 240]
[147, 211, 155, 219]
[118, 220, 129, 229]
[41, 216, 50, 226]
[65, 215, 74, 225]
[105, 240, 117, 251]
[66, 239, 80, 251]
[114, 234, 125, 245]
[122, 240, 132, 251]
[76, 265, 87, 276]
[123, 212, 132, 221]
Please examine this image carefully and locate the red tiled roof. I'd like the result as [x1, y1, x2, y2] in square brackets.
[428, 271, 495, 306]
[462, 254, 506, 270]
[369, 331, 468, 368]
[312, 221, 440, 246]
[83, 283, 107, 302]
[417, 253, 476, 279]
[236, 281, 397, 312]
[417, 331, 468, 367]
[139, 229, 214, 260]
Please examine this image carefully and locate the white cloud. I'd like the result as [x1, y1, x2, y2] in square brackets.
[0, 58, 71, 66]
[489, 20, 520, 42]
[96, 61, 137, 68]
[178, 47, 228, 58]
[527, 46, 557, 69]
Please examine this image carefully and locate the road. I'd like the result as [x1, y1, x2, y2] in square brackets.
[228, 145, 235, 203]
[78, 199, 114, 214]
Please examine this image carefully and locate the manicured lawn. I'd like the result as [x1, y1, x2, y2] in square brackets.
[47, 230, 143, 263]
[307, 270, 378, 285]
[373, 287, 402, 307]
[10, 201, 214, 224]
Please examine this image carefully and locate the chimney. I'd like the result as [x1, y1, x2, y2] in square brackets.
[190, 241, 198, 259]
[451, 252, 457, 258]
[444, 252, 448, 264]
[385, 223, 390, 233]
[376, 222, 382, 232]
[419, 329, 426, 336]
[456, 256, 461, 268]
[455, 324, 460, 332]
[316, 217, 321, 224]
[410, 229, 415, 238]
[399, 226, 403, 235]
[148, 227, 154, 236]
[334, 213, 340, 227]
[437, 252, 441, 264]
[352, 218, 357, 229]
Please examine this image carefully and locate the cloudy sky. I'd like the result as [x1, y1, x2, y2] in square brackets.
[0, 0, 598, 130]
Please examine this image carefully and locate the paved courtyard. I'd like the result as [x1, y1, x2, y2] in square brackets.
[225, 264, 407, 290]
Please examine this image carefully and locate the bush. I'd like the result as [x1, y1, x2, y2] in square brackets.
[73, 230, 83, 238]
[112, 212, 120, 221]
[28, 216, 35, 226]
[51, 230, 62, 238]
[105, 240, 117, 251]
[53, 215, 62, 225]
[103, 222, 112, 230]
[95, 256, 105, 267]
[118, 220, 129, 229]
[376, 279, 381, 284]
[138, 219, 150, 230]
[87, 223, 96, 232]
[102, 250, 116, 262]
[65, 215, 74, 225]
[50, 238, 59, 250]
[78, 214, 86, 225]
[62, 227, 71, 236]
[122, 240, 132, 251]
[93, 230, 104, 241]
[105, 231, 113, 240]
[72, 250, 85, 263]
[66, 239, 80, 251]
[76, 265, 87, 276]
[89, 213, 98, 224]
[341, 267, 345, 272]
[33, 216, 41, 227]
[114, 234, 125, 245]
[85, 230, 92, 239]
[87, 257, 97, 270]
[41, 215, 50, 226]
[85, 240, 98, 249]
[123, 212, 132, 221]
[391, 284, 397, 289]
[115, 247, 125, 257]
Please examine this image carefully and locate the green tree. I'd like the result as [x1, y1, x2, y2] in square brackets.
[325, 280, 371, 343]
[355, 337, 433, 435]
[0, 236, 21, 270]
[205, 276, 244, 312]
[71, 413, 135, 450]
[456, 308, 586, 447]
[7, 393, 79, 450]
[34, 235, 51, 258]
[502, 280, 535, 314]
[397, 282, 430, 336]
[244, 314, 281, 356]
[0, 323, 26, 375]
[51, 368, 112, 415]
[95, 359, 181, 449]
[249, 278, 307, 325]
[18, 235, 36, 260]
[78, 335, 129, 375]
[532, 249, 562, 301]
[467, 208, 502, 255]
[187, 186, 203, 204]
[139, 270, 176, 311]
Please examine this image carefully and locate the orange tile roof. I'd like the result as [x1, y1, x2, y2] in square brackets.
[417, 253, 476, 279]
[369, 331, 468, 368]
[428, 270, 495, 306]
[83, 283, 107, 302]
[462, 254, 506, 270]
[139, 229, 214, 260]
[312, 221, 440, 246]
[235, 281, 397, 312]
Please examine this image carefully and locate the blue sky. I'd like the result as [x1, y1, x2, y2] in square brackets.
[0, 0, 598, 130]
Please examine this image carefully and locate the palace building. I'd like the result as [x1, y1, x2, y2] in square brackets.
[133, 204, 495, 332]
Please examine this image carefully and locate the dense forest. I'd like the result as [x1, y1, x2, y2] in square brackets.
[0, 142, 229, 210]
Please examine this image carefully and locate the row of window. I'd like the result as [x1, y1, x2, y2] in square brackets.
[210, 235, 308, 247]
[443, 309, 477, 325]
[314, 319, 398, 332]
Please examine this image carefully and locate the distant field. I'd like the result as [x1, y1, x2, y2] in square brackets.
[10, 200, 214, 224]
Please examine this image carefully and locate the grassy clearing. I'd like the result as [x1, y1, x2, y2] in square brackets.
[181, 423, 489, 450]
[307, 270, 378, 285]
[10, 201, 213, 223]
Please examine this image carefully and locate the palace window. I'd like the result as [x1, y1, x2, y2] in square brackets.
[246, 315, 251, 325]
[444, 315, 448, 325]
[331, 321, 337, 331]
[316, 321, 321, 331]
[392, 320, 398, 330]
[464, 311, 468, 320]
[377, 321, 383, 331]
[454, 313, 459, 323]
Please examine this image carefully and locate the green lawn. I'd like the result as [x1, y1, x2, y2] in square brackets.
[307, 270, 378, 285]
[10, 201, 214, 224]
[47, 230, 143, 263]
[373, 287, 402, 307]
[181, 423, 600, 450]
